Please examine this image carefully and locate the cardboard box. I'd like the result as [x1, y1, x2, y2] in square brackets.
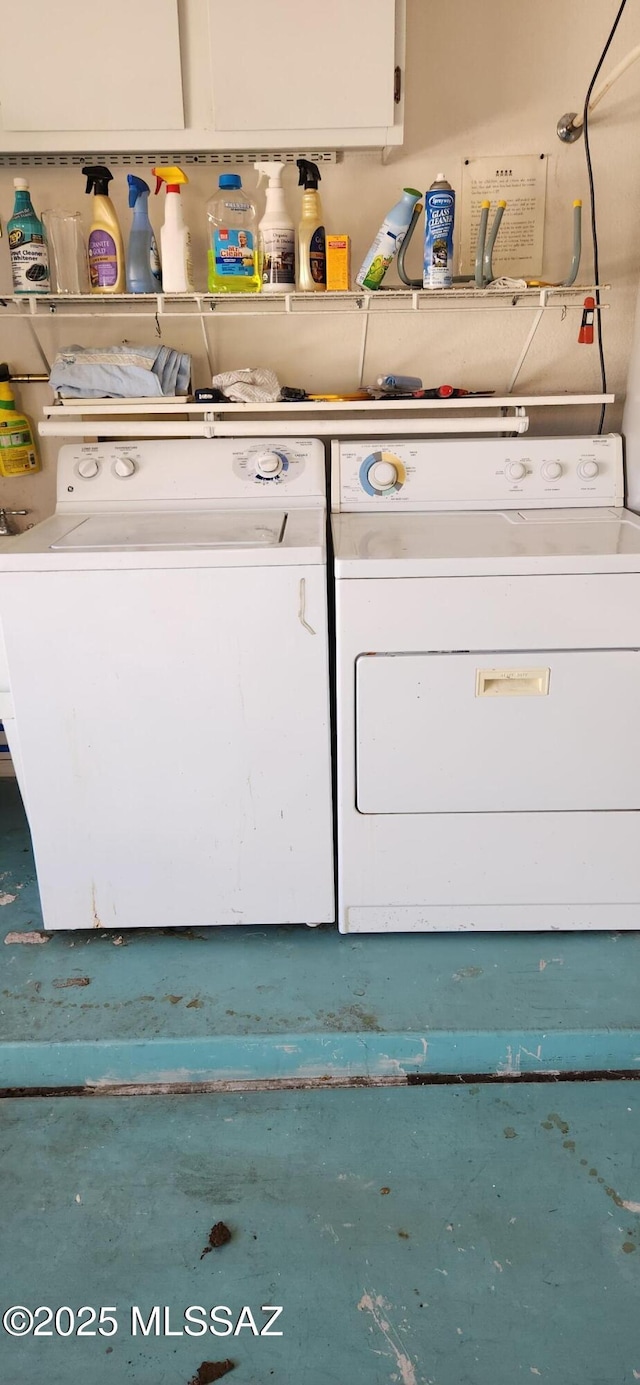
[326, 234, 351, 291]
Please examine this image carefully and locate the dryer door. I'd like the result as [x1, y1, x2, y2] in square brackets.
[356, 649, 640, 813]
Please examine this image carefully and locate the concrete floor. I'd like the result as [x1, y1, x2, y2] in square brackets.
[2, 779, 640, 1087]
[2, 779, 640, 1384]
[1, 1083, 639, 1385]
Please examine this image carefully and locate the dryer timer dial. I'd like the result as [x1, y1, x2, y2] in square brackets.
[369, 460, 398, 490]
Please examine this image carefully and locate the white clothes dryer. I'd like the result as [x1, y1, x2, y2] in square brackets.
[0, 438, 334, 930]
[332, 433, 640, 932]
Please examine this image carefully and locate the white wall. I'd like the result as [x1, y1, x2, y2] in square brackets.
[1, 0, 640, 525]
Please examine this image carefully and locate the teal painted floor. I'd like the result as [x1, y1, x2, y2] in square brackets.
[1, 1082, 640, 1385]
[2, 779, 640, 1086]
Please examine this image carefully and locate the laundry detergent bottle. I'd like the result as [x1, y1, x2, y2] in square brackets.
[8, 178, 50, 294]
[126, 175, 162, 293]
[296, 159, 325, 291]
[0, 366, 40, 477]
[207, 174, 260, 293]
[83, 165, 124, 293]
[152, 167, 194, 293]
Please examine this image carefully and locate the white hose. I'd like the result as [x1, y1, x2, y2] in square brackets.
[572, 42, 640, 130]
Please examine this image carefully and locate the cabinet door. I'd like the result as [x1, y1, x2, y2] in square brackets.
[0, 0, 184, 132]
[208, 0, 397, 133]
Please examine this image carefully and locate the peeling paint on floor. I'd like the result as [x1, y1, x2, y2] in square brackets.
[358, 1292, 418, 1385]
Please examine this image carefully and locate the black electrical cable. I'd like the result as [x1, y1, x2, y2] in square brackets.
[582, 0, 629, 433]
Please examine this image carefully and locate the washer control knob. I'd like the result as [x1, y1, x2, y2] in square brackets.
[505, 460, 527, 481]
[77, 457, 99, 478]
[369, 460, 398, 490]
[542, 461, 563, 480]
[255, 451, 284, 477]
[114, 456, 136, 477]
[578, 459, 599, 479]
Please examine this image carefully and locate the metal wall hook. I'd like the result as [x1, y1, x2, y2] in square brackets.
[557, 112, 583, 143]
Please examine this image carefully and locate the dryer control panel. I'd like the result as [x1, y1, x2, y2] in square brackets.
[332, 435, 624, 511]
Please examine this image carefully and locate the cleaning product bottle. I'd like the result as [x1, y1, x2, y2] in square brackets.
[423, 174, 455, 289]
[254, 162, 295, 292]
[356, 188, 421, 291]
[126, 175, 162, 294]
[7, 179, 50, 294]
[0, 365, 40, 477]
[82, 165, 125, 294]
[296, 160, 325, 292]
[152, 167, 194, 293]
[207, 174, 260, 294]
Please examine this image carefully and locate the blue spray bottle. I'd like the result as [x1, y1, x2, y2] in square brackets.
[126, 175, 162, 293]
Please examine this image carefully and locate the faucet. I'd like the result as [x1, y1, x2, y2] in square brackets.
[0, 509, 29, 536]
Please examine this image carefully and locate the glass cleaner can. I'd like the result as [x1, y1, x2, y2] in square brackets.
[423, 174, 455, 289]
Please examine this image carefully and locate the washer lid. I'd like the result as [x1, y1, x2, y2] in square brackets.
[332, 507, 640, 576]
[50, 510, 286, 551]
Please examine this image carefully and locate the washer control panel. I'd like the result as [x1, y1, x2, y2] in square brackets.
[58, 438, 325, 510]
[334, 435, 624, 511]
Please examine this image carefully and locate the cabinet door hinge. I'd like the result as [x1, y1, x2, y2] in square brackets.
[394, 66, 402, 104]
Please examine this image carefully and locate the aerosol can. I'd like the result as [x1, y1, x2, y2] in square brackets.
[423, 174, 455, 289]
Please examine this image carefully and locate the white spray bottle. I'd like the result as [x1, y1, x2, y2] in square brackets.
[254, 162, 295, 292]
[152, 166, 194, 292]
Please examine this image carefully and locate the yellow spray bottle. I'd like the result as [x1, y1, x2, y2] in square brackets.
[152, 167, 194, 292]
[0, 366, 40, 478]
[83, 165, 125, 294]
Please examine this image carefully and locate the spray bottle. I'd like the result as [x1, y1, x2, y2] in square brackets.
[356, 188, 422, 291]
[254, 162, 295, 292]
[0, 365, 40, 478]
[7, 179, 50, 294]
[82, 165, 125, 294]
[296, 159, 325, 292]
[152, 167, 194, 293]
[126, 175, 162, 294]
[423, 174, 455, 289]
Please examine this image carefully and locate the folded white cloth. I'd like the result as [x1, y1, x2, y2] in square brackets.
[488, 277, 528, 290]
[211, 367, 281, 403]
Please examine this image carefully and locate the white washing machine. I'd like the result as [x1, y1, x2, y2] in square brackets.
[332, 433, 640, 932]
[0, 438, 334, 930]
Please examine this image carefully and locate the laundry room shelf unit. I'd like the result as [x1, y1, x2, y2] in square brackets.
[38, 394, 615, 440]
[5, 285, 609, 419]
[3, 286, 606, 316]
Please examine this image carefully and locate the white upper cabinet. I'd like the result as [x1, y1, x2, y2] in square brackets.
[0, 0, 404, 151]
[0, 0, 185, 137]
[207, 0, 403, 146]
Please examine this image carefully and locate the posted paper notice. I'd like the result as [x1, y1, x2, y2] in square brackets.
[460, 155, 547, 279]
